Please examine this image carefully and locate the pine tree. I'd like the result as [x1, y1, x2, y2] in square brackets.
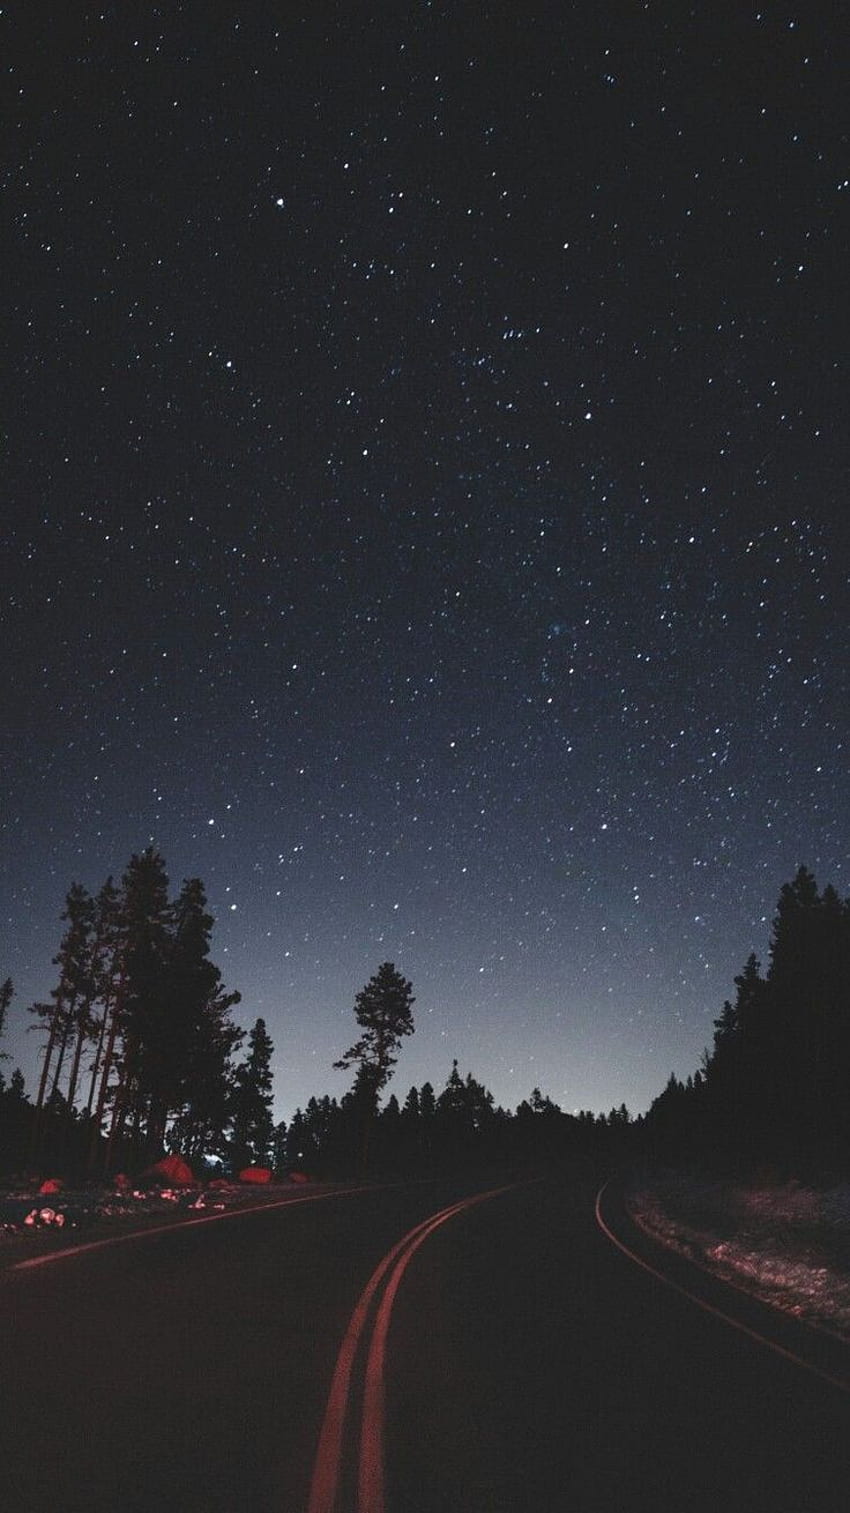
[679, 867, 850, 1168]
[29, 884, 95, 1161]
[418, 1081, 436, 1121]
[64, 883, 120, 1126]
[104, 848, 172, 1164]
[307, 1094, 344, 1172]
[88, 877, 134, 1173]
[98, 853, 242, 1170]
[285, 1108, 312, 1169]
[0, 1063, 30, 1174]
[229, 1017, 275, 1170]
[766, 867, 850, 1153]
[435, 1061, 496, 1161]
[273, 1116, 288, 1175]
[529, 1087, 560, 1116]
[334, 962, 415, 1169]
[0, 977, 12, 1060]
[397, 1085, 423, 1168]
[166, 981, 243, 1167]
[152, 877, 242, 1165]
[727, 953, 768, 1146]
[83, 878, 123, 1123]
[334, 962, 415, 1097]
[374, 1092, 402, 1169]
[27, 852, 243, 1175]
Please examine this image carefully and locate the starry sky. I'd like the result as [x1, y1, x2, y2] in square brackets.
[2, 3, 848, 1123]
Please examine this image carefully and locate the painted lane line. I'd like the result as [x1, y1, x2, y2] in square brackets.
[305, 1221, 414, 1513]
[308, 1185, 514, 1513]
[307, 1198, 473, 1513]
[12, 1184, 383, 1272]
[358, 1207, 470, 1513]
[595, 1179, 850, 1397]
[358, 1186, 513, 1513]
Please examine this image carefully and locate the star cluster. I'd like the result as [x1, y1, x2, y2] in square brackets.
[2, 4, 847, 1119]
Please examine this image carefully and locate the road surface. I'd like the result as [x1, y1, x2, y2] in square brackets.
[2, 1169, 849, 1511]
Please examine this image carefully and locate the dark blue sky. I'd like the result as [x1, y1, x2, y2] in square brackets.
[2, 3, 847, 1121]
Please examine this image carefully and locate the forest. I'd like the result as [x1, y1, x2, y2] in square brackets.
[0, 850, 273, 1180]
[1, 856, 848, 1182]
[643, 865, 850, 1178]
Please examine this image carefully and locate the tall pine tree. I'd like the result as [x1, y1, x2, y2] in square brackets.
[0, 977, 12, 1061]
[229, 1017, 275, 1170]
[29, 883, 95, 1160]
[334, 962, 415, 1171]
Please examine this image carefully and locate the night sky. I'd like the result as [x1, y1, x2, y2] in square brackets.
[3, 3, 847, 1124]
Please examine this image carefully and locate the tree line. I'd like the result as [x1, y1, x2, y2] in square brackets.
[3, 857, 847, 1182]
[0, 849, 275, 1177]
[0, 852, 631, 1180]
[643, 865, 850, 1175]
[276, 1062, 632, 1178]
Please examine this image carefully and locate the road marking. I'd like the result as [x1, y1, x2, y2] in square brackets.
[11, 1184, 382, 1271]
[308, 1184, 514, 1513]
[595, 1179, 850, 1396]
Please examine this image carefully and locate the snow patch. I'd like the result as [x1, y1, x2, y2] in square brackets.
[629, 1171, 850, 1340]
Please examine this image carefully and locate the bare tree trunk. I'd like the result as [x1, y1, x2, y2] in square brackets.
[29, 1001, 64, 1164]
[85, 1000, 109, 1118]
[88, 975, 126, 1174]
[103, 1034, 138, 1176]
[34, 1013, 59, 1117]
[48, 993, 76, 1105]
[64, 1010, 89, 1121]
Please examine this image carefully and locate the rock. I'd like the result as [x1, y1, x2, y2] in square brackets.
[238, 1166, 273, 1184]
[39, 1177, 64, 1195]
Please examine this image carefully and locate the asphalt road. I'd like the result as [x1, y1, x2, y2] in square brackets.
[2, 1169, 849, 1512]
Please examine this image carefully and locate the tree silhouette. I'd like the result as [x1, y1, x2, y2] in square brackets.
[667, 865, 850, 1173]
[334, 962, 415, 1096]
[765, 866, 850, 1158]
[434, 1060, 498, 1162]
[29, 884, 96, 1163]
[0, 977, 12, 1059]
[229, 1017, 275, 1170]
[23, 849, 246, 1174]
[334, 962, 415, 1169]
[104, 848, 172, 1164]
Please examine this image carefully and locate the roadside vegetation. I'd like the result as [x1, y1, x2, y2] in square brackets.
[0, 848, 632, 1187]
[3, 858, 850, 1336]
[640, 865, 850, 1181]
[630, 864, 850, 1335]
[2, 858, 848, 1195]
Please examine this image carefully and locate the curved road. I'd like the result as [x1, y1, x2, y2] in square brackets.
[2, 1170, 849, 1511]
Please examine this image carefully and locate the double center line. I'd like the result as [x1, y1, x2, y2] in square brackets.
[307, 1184, 513, 1513]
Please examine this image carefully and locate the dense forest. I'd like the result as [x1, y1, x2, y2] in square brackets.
[643, 865, 850, 1177]
[1, 858, 848, 1182]
[0, 850, 273, 1178]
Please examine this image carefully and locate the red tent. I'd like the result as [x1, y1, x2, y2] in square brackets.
[146, 1153, 195, 1186]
